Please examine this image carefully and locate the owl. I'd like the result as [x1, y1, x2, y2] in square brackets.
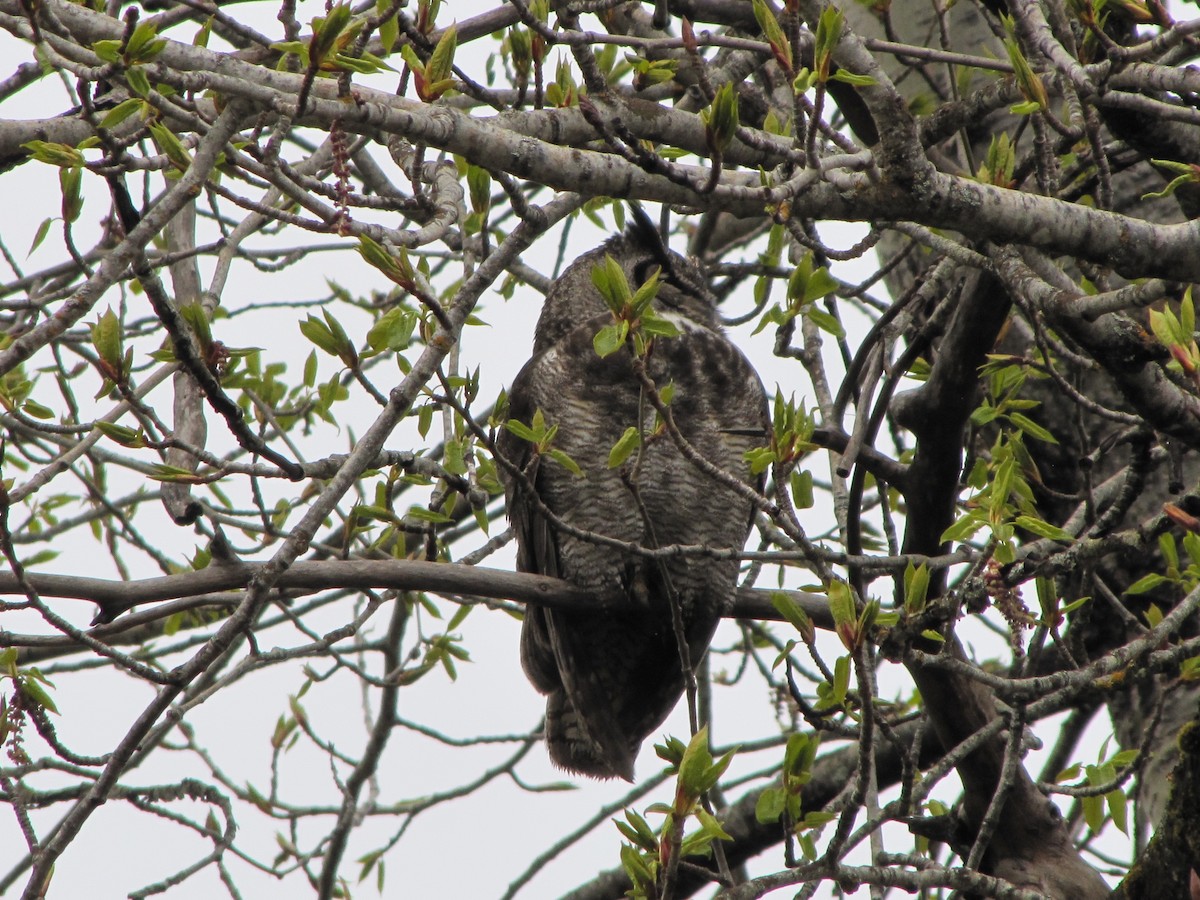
[498, 215, 770, 780]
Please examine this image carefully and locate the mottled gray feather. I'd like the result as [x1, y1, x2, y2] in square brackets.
[499, 226, 769, 780]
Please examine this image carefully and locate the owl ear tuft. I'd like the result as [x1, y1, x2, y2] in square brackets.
[625, 203, 672, 268]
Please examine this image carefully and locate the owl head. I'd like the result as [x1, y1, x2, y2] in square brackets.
[532, 209, 720, 352]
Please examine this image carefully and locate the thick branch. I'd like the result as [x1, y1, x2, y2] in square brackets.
[894, 271, 1107, 897]
[0, 560, 832, 632]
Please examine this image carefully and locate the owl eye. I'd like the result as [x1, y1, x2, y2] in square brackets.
[632, 256, 668, 288]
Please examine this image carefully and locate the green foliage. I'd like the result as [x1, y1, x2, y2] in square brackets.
[827, 579, 857, 648]
[813, 6, 843, 82]
[1147, 287, 1199, 378]
[90, 308, 133, 395]
[979, 133, 1017, 187]
[0, 648, 60, 739]
[405, 23, 457, 100]
[903, 561, 930, 614]
[753, 0, 792, 73]
[504, 409, 583, 476]
[745, 393, 817, 477]
[772, 591, 815, 643]
[1125, 530, 1200, 599]
[1001, 16, 1049, 113]
[272, 4, 395, 77]
[1057, 740, 1139, 836]
[754, 733, 831, 859]
[149, 121, 193, 174]
[617, 728, 736, 897]
[753, 251, 841, 337]
[588, 255, 679, 358]
[300, 309, 359, 369]
[21, 140, 83, 169]
[1144, 160, 1200, 200]
[92, 20, 166, 66]
[942, 431, 1069, 562]
[945, 368, 1077, 560]
[700, 82, 739, 155]
[625, 55, 677, 87]
[544, 56, 578, 108]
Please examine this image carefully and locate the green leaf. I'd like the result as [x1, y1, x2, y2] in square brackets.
[744, 446, 775, 475]
[903, 561, 929, 613]
[95, 421, 145, 447]
[830, 70, 876, 86]
[504, 419, 537, 443]
[677, 726, 713, 796]
[92, 39, 123, 63]
[941, 512, 982, 544]
[701, 82, 739, 153]
[193, 16, 213, 48]
[125, 66, 151, 98]
[639, 312, 681, 339]
[405, 505, 453, 524]
[90, 308, 123, 372]
[607, 426, 641, 468]
[614, 810, 657, 852]
[400, 42, 425, 76]
[827, 579, 855, 631]
[1081, 794, 1105, 833]
[21, 399, 53, 420]
[1013, 515, 1074, 542]
[466, 163, 491, 216]
[806, 307, 845, 338]
[17, 672, 58, 714]
[377, 0, 399, 53]
[59, 166, 83, 224]
[630, 268, 662, 316]
[771, 592, 812, 640]
[755, 787, 786, 824]
[27, 217, 53, 256]
[801, 266, 839, 305]
[358, 235, 416, 288]
[149, 121, 192, 172]
[752, 0, 791, 71]
[320, 308, 358, 367]
[618, 843, 655, 888]
[591, 254, 632, 313]
[19, 139, 83, 168]
[311, 3, 353, 62]
[547, 448, 583, 477]
[813, 6, 844, 81]
[99, 97, 145, 129]
[426, 23, 458, 87]
[1007, 412, 1058, 444]
[148, 464, 207, 483]
[1107, 789, 1128, 834]
[443, 438, 467, 475]
[1124, 573, 1168, 595]
[299, 314, 340, 357]
[126, 20, 167, 62]
[593, 323, 626, 358]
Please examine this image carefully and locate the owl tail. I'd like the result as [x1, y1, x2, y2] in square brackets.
[545, 689, 637, 781]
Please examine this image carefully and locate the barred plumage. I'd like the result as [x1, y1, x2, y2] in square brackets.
[499, 219, 769, 779]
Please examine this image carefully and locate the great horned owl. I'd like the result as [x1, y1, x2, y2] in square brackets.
[498, 215, 769, 780]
